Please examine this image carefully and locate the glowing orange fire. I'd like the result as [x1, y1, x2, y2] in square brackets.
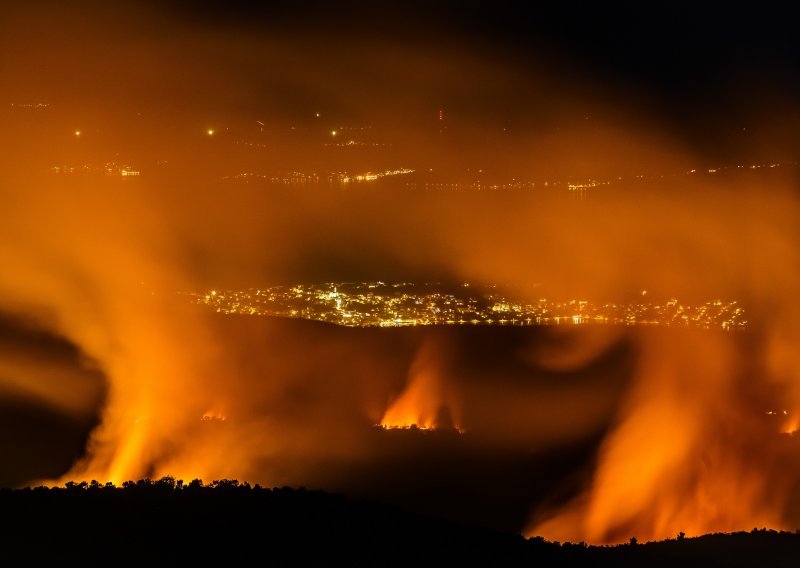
[781, 413, 798, 435]
[527, 331, 792, 544]
[380, 339, 463, 432]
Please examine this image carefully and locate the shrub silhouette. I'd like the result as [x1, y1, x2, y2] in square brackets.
[0, 479, 798, 567]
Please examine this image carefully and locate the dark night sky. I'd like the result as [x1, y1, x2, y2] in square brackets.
[169, 1, 800, 96]
[161, 0, 800, 158]
[5, 1, 799, 159]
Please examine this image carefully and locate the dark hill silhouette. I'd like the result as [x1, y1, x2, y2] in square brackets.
[1, 479, 798, 567]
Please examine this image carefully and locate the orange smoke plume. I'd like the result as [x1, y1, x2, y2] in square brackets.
[528, 329, 794, 543]
[381, 338, 462, 431]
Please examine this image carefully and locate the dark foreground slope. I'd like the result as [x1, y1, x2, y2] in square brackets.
[1, 480, 798, 567]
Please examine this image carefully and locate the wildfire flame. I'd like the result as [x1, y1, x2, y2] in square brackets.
[380, 338, 463, 432]
[781, 414, 798, 435]
[527, 330, 793, 543]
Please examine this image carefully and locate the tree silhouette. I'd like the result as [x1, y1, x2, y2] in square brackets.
[0, 479, 798, 566]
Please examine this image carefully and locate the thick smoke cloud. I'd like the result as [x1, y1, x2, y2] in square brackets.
[1, 1, 800, 542]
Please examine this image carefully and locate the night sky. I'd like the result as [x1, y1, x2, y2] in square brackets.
[5, 1, 800, 157]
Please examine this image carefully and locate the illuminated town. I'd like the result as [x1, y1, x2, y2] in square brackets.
[223, 167, 414, 185]
[187, 282, 747, 330]
[50, 161, 141, 177]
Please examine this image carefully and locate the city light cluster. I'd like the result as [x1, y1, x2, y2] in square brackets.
[223, 168, 414, 185]
[50, 161, 141, 177]
[187, 283, 747, 330]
